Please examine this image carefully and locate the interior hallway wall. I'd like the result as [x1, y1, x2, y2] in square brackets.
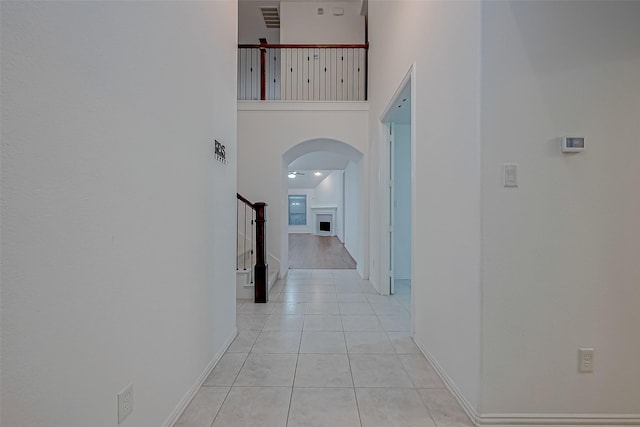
[1, 2, 238, 426]
[368, 0, 482, 413]
[480, 1, 640, 417]
[344, 159, 364, 277]
[280, 1, 365, 44]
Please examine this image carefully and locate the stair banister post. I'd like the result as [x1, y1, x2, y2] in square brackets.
[254, 202, 268, 303]
[259, 38, 267, 101]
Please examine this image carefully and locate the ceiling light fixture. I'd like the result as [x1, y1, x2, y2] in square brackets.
[314, 171, 322, 176]
[288, 172, 297, 179]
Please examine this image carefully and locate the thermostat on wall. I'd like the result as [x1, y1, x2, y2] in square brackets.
[561, 137, 585, 153]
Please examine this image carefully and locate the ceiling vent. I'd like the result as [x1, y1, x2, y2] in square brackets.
[260, 7, 280, 29]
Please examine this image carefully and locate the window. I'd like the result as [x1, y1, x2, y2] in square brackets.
[288, 195, 307, 225]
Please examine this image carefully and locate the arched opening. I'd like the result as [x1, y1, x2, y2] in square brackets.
[281, 138, 366, 278]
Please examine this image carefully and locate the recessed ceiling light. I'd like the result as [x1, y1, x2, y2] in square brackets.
[288, 172, 297, 179]
[314, 171, 322, 176]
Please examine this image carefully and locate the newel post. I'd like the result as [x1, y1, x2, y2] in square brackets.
[259, 39, 267, 101]
[254, 202, 268, 303]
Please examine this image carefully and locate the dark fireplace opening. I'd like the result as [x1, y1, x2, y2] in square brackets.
[320, 221, 331, 232]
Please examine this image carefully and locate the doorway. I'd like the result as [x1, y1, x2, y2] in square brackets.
[382, 70, 413, 315]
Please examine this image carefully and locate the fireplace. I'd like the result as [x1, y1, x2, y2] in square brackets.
[311, 206, 337, 236]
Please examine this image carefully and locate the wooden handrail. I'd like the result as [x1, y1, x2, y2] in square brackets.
[239, 43, 368, 49]
[237, 193, 255, 209]
[236, 193, 268, 303]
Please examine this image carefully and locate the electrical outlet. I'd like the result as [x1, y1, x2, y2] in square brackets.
[578, 348, 595, 373]
[118, 383, 134, 424]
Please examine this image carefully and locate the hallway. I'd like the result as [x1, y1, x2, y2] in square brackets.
[288, 234, 357, 269]
[175, 269, 473, 426]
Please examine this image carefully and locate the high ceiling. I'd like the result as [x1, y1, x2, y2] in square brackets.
[287, 151, 350, 188]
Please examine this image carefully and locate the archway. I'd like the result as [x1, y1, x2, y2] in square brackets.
[281, 138, 366, 278]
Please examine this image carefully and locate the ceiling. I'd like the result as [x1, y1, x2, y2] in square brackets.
[238, 0, 365, 43]
[384, 80, 411, 124]
[287, 151, 350, 189]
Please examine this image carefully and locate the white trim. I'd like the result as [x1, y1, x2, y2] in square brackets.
[238, 101, 369, 112]
[380, 64, 414, 122]
[413, 338, 640, 427]
[413, 337, 480, 425]
[162, 328, 238, 427]
[475, 415, 640, 427]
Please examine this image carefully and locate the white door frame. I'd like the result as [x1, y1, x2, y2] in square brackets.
[380, 64, 416, 331]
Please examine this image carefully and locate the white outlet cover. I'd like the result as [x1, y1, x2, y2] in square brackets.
[578, 348, 594, 373]
[118, 383, 134, 424]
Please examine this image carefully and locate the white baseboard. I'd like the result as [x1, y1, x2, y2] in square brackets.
[412, 338, 480, 424]
[475, 414, 640, 427]
[162, 328, 238, 427]
[412, 338, 640, 427]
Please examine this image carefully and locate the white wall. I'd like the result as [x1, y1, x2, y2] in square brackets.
[1, 2, 238, 426]
[237, 102, 368, 280]
[480, 1, 640, 418]
[280, 1, 365, 44]
[344, 159, 364, 277]
[314, 170, 344, 242]
[393, 124, 411, 280]
[368, 0, 482, 413]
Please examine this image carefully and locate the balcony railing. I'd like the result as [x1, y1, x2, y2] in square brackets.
[238, 43, 368, 101]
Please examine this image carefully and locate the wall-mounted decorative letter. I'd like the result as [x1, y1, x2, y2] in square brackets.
[214, 140, 228, 165]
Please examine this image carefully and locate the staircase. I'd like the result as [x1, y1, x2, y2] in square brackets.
[236, 245, 280, 300]
[236, 194, 275, 303]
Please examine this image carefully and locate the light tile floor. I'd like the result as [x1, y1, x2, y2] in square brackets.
[175, 269, 474, 427]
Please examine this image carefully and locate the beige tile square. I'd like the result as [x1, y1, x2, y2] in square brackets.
[307, 293, 338, 303]
[337, 293, 369, 302]
[387, 332, 421, 354]
[417, 388, 474, 427]
[251, 330, 301, 353]
[341, 315, 382, 331]
[399, 354, 445, 388]
[349, 354, 413, 388]
[370, 302, 409, 316]
[175, 386, 229, 426]
[212, 386, 291, 427]
[300, 331, 347, 354]
[288, 388, 360, 427]
[237, 315, 268, 331]
[303, 315, 343, 331]
[204, 353, 248, 386]
[345, 332, 395, 354]
[294, 354, 353, 387]
[378, 314, 411, 332]
[271, 302, 308, 315]
[237, 302, 276, 315]
[227, 331, 259, 353]
[305, 302, 340, 315]
[335, 283, 363, 293]
[356, 388, 436, 427]
[234, 354, 298, 386]
[339, 302, 374, 315]
[263, 314, 304, 331]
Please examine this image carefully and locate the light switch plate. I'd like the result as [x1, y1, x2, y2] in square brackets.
[504, 163, 518, 187]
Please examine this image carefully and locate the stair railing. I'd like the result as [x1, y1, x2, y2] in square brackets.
[236, 193, 268, 303]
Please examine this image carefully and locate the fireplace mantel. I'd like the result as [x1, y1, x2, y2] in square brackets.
[310, 206, 337, 236]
